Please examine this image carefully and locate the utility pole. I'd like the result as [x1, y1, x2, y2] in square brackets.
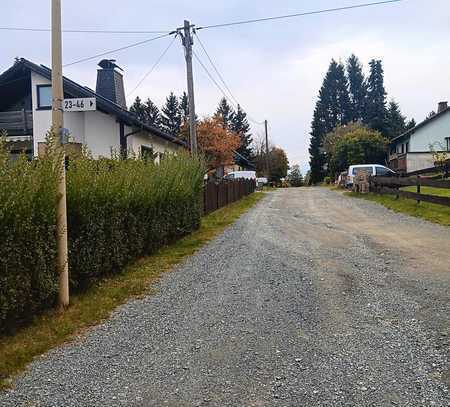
[52, 0, 69, 310]
[181, 20, 198, 154]
[264, 119, 270, 179]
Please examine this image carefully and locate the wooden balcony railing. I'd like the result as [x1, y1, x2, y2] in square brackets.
[0, 110, 33, 136]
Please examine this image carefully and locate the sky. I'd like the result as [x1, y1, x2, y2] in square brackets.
[2, 0, 450, 174]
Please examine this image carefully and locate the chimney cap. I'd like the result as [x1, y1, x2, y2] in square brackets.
[438, 101, 448, 114]
[98, 59, 123, 71]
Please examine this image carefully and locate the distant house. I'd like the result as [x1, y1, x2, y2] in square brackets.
[389, 101, 450, 173]
[0, 58, 185, 159]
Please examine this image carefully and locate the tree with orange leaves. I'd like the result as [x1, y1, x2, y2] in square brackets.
[197, 116, 240, 170]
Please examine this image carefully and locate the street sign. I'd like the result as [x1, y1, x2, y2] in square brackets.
[63, 98, 96, 112]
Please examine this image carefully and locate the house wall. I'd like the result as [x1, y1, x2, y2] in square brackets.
[30, 71, 182, 159]
[406, 153, 436, 173]
[128, 130, 182, 162]
[407, 110, 450, 152]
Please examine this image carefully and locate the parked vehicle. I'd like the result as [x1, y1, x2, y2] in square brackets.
[256, 177, 268, 188]
[224, 171, 257, 181]
[346, 164, 396, 187]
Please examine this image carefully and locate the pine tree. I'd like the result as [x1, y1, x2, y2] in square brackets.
[347, 54, 367, 122]
[231, 105, 253, 161]
[365, 59, 387, 135]
[308, 60, 351, 183]
[406, 118, 416, 130]
[144, 98, 161, 127]
[161, 92, 181, 135]
[129, 96, 146, 122]
[385, 100, 407, 139]
[179, 92, 189, 124]
[216, 97, 235, 129]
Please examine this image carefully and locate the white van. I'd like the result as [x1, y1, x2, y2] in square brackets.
[224, 171, 257, 181]
[346, 164, 396, 187]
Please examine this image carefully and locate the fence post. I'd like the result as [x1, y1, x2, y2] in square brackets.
[416, 175, 421, 205]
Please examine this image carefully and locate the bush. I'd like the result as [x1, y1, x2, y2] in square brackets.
[0, 140, 204, 332]
[324, 176, 331, 185]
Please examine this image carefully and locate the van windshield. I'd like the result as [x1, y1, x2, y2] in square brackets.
[352, 167, 372, 175]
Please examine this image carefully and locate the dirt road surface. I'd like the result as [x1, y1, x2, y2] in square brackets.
[1, 188, 449, 406]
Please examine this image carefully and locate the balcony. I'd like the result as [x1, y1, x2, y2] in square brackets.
[0, 110, 33, 137]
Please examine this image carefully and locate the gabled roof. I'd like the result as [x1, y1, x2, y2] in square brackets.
[391, 105, 450, 144]
[0, 58, 186, 147]
[234, 150, 255, 169]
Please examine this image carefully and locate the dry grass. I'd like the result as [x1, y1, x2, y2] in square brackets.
[0, 192, 265, 389]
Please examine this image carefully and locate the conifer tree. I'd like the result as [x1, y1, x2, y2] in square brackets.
[231, 105, 253, 161]
[346, 54, 367, 122]
[385, 100, 407, 139]
[161, 92, 181, 135]
[309, 60, 351, 183]
[216, 97, 235, 129]
[179, 92, 189, 124]
[365, 59, 387, 135]
[129, 96, 146, 123]
[144, 98, 161, 127]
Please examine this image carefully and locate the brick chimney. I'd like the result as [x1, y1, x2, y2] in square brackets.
[437, 101, 448, 114]
[96, 59, 127, 109]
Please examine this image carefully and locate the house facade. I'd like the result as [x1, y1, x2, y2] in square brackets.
[0, 58, 185, 159]
[389, 101, 450, 173]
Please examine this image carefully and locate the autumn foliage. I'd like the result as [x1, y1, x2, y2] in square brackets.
[197, 116, 240, 170]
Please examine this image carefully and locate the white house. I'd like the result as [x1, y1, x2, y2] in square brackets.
[389, 101, 450, 173]
[0, 58, 185, 159]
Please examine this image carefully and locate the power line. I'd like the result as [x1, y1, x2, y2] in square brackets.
[194, 31, 239, 106]
[197, 0, 402, 30]
[193, 50, 263, 127]
[0, 27, 171, 34]
[127, 34, 178, 98]
[63, 32, 174, 67]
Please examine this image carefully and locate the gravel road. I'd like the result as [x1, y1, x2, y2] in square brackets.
[1, 188, 449, 406]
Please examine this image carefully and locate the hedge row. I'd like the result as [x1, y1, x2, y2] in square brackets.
[0, 140, 204, 332]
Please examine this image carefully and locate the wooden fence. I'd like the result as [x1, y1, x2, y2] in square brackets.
[203, 178, 256, 215]
[370, 176, 450, 207]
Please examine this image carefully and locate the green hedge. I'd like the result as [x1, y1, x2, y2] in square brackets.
[0, 141, 204, 332]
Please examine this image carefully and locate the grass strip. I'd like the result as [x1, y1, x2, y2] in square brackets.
[347, 191, 450, 226]
[0, 192, 265, 389]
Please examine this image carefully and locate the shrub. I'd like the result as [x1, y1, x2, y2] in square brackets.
[324, 176, 331, 185]
[0, 140, 204, 332]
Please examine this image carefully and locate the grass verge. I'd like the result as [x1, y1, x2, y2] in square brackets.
[347, 192, 450, 226]
[0, 192, 265, 389]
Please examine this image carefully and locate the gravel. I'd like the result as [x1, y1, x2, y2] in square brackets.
[1, 188, 449, 406]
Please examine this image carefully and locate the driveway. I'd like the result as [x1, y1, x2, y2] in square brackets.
[1, 188, 449, 406]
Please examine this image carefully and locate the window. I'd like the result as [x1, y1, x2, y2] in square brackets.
[352, 166, 372, 176]
[376, 166, 391, 176]
[406, 142, 409, 153]
[140, 146, 154, 162]
[446, 137, 450, 152]
[37, 85, 52, 109]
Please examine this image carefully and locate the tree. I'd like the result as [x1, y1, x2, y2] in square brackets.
[216, 98, 235, 129]
[365, 59, 387, 135]
[161, 92, 181, 135]
[385, 100, 407, 140]
[329, 125, 388, 175]
[129, 96, 146, 122]
[406, 118, 416, 130]
[268, 147, 289, 183]
[347, 54, 367, 122]
[231, 105, 253, 161]
[323, 122, 364, 177]
[179, 92, 189, 125]
[197, 116, 240, 170]
[144, 98, 161, 127]
[309, 60, 351, 183]
[288, 165, 303, 187]
[130, 96, 161, 127]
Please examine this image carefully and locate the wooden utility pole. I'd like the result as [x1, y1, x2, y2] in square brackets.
[181, 20, 198, 154]
[52, 0, 69, 310]
[264, 119, 270, 179]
